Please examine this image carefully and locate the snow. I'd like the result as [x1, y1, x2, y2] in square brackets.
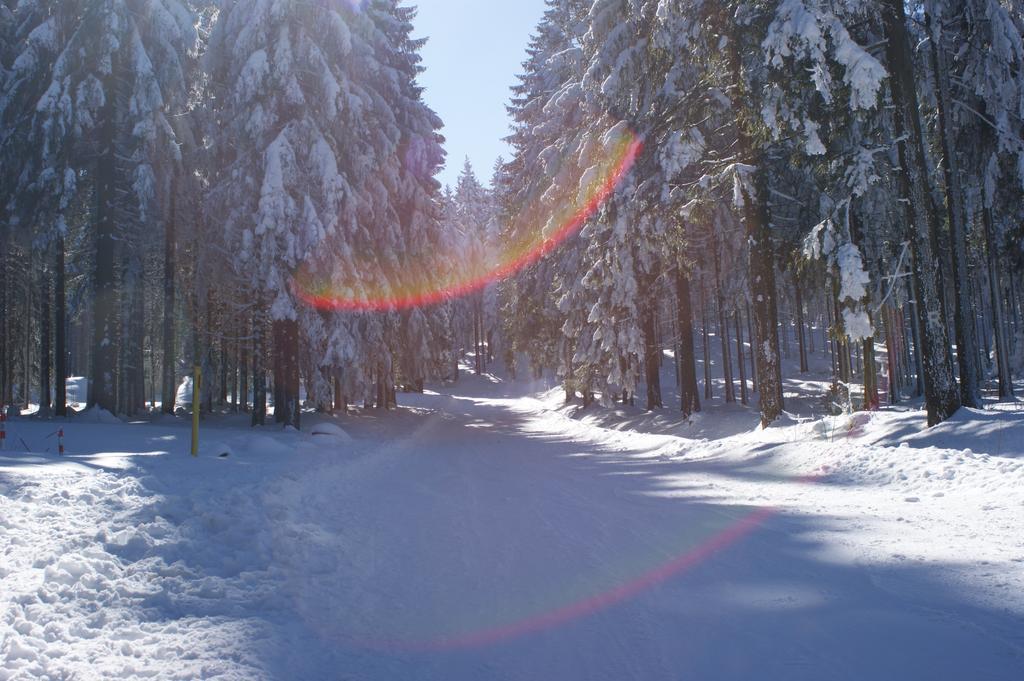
[762, 0, 885, 111]
[78, 406, 123, 425]
[1, 372, 1023, 679]
[836, 242, 870, 302]
[309, 422, 352, 443]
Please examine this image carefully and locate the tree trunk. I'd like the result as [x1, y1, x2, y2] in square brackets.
[902, 304, 920, 396]
[90, 73, 119, 414]
[926, 2, 982, 408]
[735, 309, 748, 405]
[983, 207, 1014, 398]
[642, 295, 663, 411]
[712, 238, 735, 403]
[0, 232, 6, 409]
[719, 15, 785, 421]
[162, 177, 178, 415]
[333, 373, 346, 414]
[273, 319, 300, 428]
[473, 299, 482, 375]
[676, 269, 701, 417]
[251, 312, 266, 426]
[883, 307, 900, 405]
[736, 172, 783, 421]
[240, 342, 250, 413]
[701, 280, 712, 400]
[55, 236, 67, 417]
[882, 0, 960, 425]
[39, 262, 51, 416]
[833, 289, 852, 408]
[780, 302, 791, 361]
[23, 255, 31, 410]
[795, 279, 808, 373]
[131, 274, 146, 415]
[863, 336, 880, 411]
[729, 108, 783, 423]
[746, 301, 758, 393]
[231, 332, 240, 413]
[203, 299, 213, 415]
[827, 299, 838, 387]
[561, 338, 575, 404]
[220, 338, 228, 407]
[1010, 271, 1021, 336]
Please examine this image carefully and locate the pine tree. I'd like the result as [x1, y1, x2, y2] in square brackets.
[880, 0, 961, 425]
[205, 0, 369, 427]
[0, 0, 197, 415]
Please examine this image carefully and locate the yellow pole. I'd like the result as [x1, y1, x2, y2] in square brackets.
[191, 364, 201, 457]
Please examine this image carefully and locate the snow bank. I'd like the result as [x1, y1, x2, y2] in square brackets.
[309, 421, 352, 443]
[1, 380, 1021, 679]
[79, 406, 123, 424]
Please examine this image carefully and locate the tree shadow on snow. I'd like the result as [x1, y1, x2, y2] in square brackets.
[43, 394, 1023, 681]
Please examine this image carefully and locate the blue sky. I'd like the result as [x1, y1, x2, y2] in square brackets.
[413, 0, 549, 189]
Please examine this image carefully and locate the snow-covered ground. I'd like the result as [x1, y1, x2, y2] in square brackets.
[2, 372, 1023, 679]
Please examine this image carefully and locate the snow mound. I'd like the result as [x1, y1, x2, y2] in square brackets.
[175, 376, 194, 406]
[310, 422, 352, 442]
[80, 406, 123, 424]
[200, 442, 234, 458]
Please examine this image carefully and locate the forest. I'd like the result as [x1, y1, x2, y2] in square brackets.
[3, 2, 1024, 677]
[1, 0, 1023, 431]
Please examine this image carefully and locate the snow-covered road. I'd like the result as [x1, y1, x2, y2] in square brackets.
[2, 379, 1023, 679]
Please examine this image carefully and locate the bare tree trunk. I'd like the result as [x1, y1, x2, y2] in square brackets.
[642, 294, 663, 411]
[231, 331, 239, 413]
[333, 372, 346, 414]
[833, 289, 851, 407]
[473, 298, 482, 375]
[39, 262, 51, 417]
[22, 255, 31, 410]
[564, 340, 575, 405]
[273, 319, 300, 429]
[55, 236, 67, 417]
[219, 337, 228, 408]
[780, 302, 791, 361]
[712, 238, 735, 403]
[827, 300, 838, 388]
[1010, 272, 1021, 336]
[0, 232, 7, 409]
[676, 269, 701, 417]
[735, 309, 748, 405]
[863, 335, 880, 411]
[90, 72, 119, 413]
[983, 207, 1014, 399]
[376, 365, 387, 410]
[807, 303, 816, 355]
[882, 0, 960, 425]
[926, 2, 982, 408]
[131, 274, 146, 415]
[701, 280, 712, 400]
[251, 311, 266, 426]
[240, 341, 249, 413]
[724, 16, 783, 426]
[883, 307, 900, 405]
[747, 301, 757, 393]
[795, 279, 808, 373]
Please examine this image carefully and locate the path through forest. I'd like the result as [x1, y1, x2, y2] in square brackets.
[2, 376, 1023, 679]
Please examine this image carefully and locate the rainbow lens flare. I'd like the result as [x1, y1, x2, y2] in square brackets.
[332, 474, 824, 653]
[291, 129, 643, 313]
[361, 506, 777, 653]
